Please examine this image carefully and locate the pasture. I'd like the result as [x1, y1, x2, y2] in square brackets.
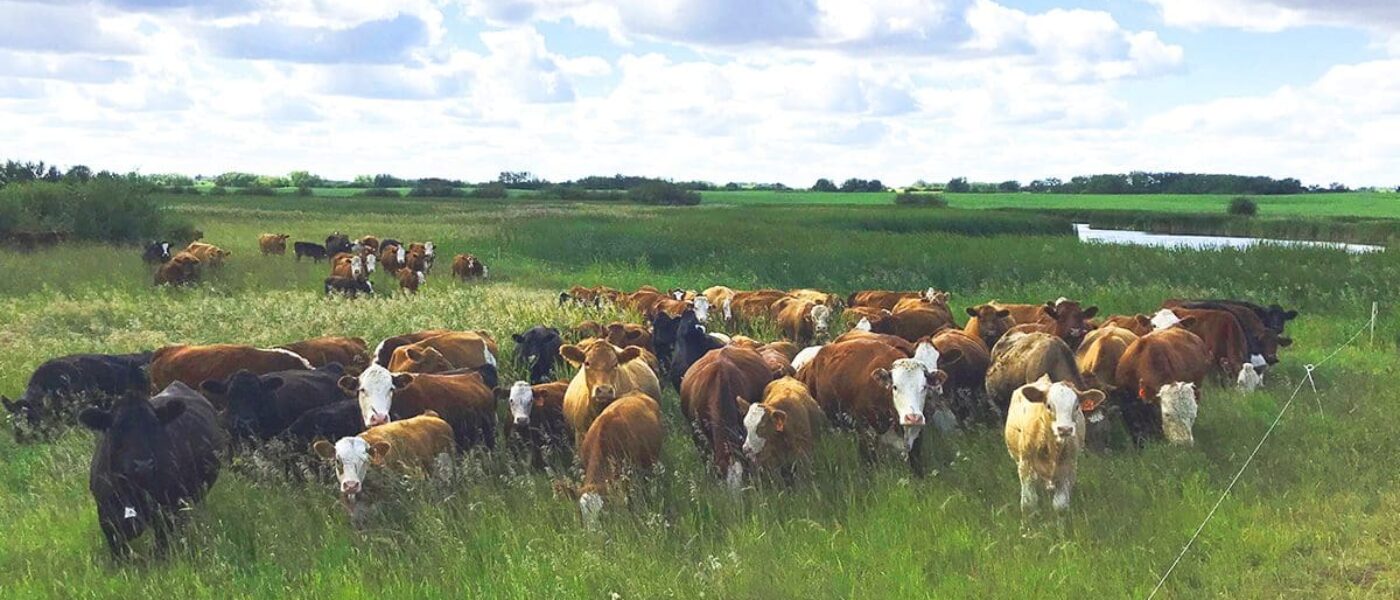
[1, 195, 1398, 597]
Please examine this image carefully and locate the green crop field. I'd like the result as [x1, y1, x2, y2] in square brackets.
[2, 194, 1398, 598]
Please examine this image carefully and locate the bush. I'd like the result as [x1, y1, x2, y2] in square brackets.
[537, 185, 627, 201]
[894, 192, 948, 207]
[628, 181, 701, 206]
[468, 183, 509, 199]
[236, 185, 277, 197]
[408, 178, 466, 198]
[1228, 196, 1258, 217]
[358, 188, 401, 198]
[209, 185, 227, 196]
[0, 181, 184, 244]
[295, 185, 313, 197]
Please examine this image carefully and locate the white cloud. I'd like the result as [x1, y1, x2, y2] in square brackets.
[1147, 0, 1400, 32]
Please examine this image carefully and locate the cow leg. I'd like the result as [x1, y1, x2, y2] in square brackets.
[1052, 478, 1074, 512]
[1017, 462, 1039, 513]
[151, 509, 175, 557]
[481, 416, 496, 451]
[907, 429, 927, 478]
[99, 516, 132, 560]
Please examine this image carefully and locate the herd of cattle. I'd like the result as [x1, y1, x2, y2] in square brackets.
[1, 280, 1298, 557]
[142, 232, 488, 293]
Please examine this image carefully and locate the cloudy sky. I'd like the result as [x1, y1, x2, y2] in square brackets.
[3, 0, 1397, 186]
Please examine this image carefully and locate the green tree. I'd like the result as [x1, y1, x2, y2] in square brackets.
[812, 178, 838, 192]
[946, 177, 970, 193]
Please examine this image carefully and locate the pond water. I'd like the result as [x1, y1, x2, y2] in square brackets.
[1074, 223, 1385, 254]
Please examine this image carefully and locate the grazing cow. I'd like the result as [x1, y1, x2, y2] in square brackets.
[741, 376, 824, 480]
[200, 365, 344, 446]
[798, 339, 948, 475]
[927, 329, 991, 424]
[667, 309, 725, 391]
[388, 332, 498, 374]
[846, 289, 937, 312]
[325, 233, 352, 255]
[452, 254, 488, 280]
[313, 411, 455, 515]
[398, 269, 425, 293]
[1075, 325, 1139, 392]
[278, 336, 369, 371]
[379, 243, 405, 273]
[2, 352, 151, 442]
[562, 392, 663, 528]
[143, 241, 172, 264]
[964, 304, 1014, 349]
[149, 344, 312, 407]
[863, 307, 954, 342]
[500, 380, 571, 469]
[775, 299, 833, 346]
[372, 329, 452, 366]
[1102, 314, 1153, 336]
[985, 332, 1083, 416]
[514, 326, 563, 384]
[1003, 376, 1103, 513]
[1166, 300, 1292, 367]
[341, 364, 496, 450]
[680, 346, 773, 488]
[154, 252, 201, 286]
[258, 233, 289, 256]
[1161, 308, 1251, 381]
[1114, 324, 1210, 446]
[280, 400, 365, 446]
[560, 342, 662, 447]
[324, 276, 373, 298]
[185, 242, 230, 268]
[357, 236, 380, 253]
[79, 383, 225, 558]
[294, 242, 328, 262]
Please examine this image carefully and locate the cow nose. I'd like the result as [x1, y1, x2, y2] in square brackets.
[1056, 425, 1074, 437]
[593, 385, 615, 399]
[514, 416, 529, 427]
[903, 413, 925, 426]
[341, 480, 361, 494]
[368, 412, 389, 426]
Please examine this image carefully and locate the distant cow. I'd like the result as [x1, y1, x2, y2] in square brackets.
[258, 233, 289, 256]
[279, 336, 369, 371]
[513, 326, 563, 384]
[846, 289, 937, 312]
[341, 364, 497, 450]
[560, 341, 662, 447]
[727, 289, 790, 324]
[1172, 299, 1298, 334]
[500, 380, 571, 470]
[325, 233, 352, 255]
[154, 252, 201, 286]
[185, 242, 230, 268]
[985, 332, 1083, 416]
[143, 241, 172, 264]
[1165, 300, 1292, 367]
[452, 254, 487, 280]
[294, 242, 328, 262]
[741, 376, 824, 481]
[330, 253, 365, 280]
[79, 383, 225, 558]
[200, 364, 345, 446]
[314, 411, 455, 516]
[561, 391, 663, 528]
[148, 344, 313, 407]
[2, 352, 151, 442]
[1004, 376, 1103, 513]
[680, 346, 773, 488]
[604, 322, 653, 355]
[788, 288, 843, 308]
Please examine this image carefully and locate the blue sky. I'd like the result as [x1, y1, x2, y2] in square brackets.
[1, 0, 1396, 186]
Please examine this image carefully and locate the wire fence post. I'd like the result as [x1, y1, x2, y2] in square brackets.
[1370, 302, 1377, 347]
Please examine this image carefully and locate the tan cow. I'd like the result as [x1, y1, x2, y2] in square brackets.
[258, 233, 289, 256]
[154, 252, 201, 286]
[1075, 325, 1138, 392]
[741, 377, 825, 479]
[560, 342, 662, 447]
[775, 298, 833, 346]
[563, 392, 663, 528]
[964, 304, 1014, 351]
[185, 242, 230, 268]
[387, 332, 497, 373]
[314, 411, 455, 514]
[1004, 376, 1104, 513]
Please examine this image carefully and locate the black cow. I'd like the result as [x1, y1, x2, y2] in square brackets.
[324, 276, 374, 298]
[380, 238, 402, 249]
[512, 326, 562, 384]
[79, 382, 225, 559]
[200, 364, 345, 447]
[325, 233, 352, 255]
[651, 312, 680, 375]
[3, 352, 151, 442]
[142, 242, 172, 264]
[294, 242, 328, 262]
[1193, 299, 1299, 334]
[278, 400, 364, 446]
[668, 309, 723, 391]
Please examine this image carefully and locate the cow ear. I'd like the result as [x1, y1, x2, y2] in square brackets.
[1135, 315, 1152, 327]
[369, 441, 391, 464]
[1083, 306, 1099, 318]
[617, 346, 643, 364]
[1021, 386, 1046, 403]
[624, 329, 644, 341]
[405, 347, 424, 361]
[155, 400, 185, 424]
[78, 408, 112, 431]
[312, 440, 336, 460]
[926, 370, 948, 388]
[391, 374, 414, 389]
[940, 348, 963, 366]
[1283, 310, 1298, 320]
[871, 368, 893, 389]
[1177, 316, 1198, 329]
[338, 376, 358, 395]
[200, 380, 227, 395]
[965, 307, 978, 317]
[560, 345, 586, 366]
[512, 334, 525, 344]
[1277, 336, 1293, 347]
[1079, 390, 1106, 413]
[770, 409, 787, 432]
[261, 377, 284, 392]
[996, 309, 1011, 318]
[1042, 303, 1057, 318]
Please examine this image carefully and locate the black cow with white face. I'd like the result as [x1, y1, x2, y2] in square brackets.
[142, 242, 172, 264]
[3, 352, 151, 443]
[200, 364, 345, 447]
[512, 326, 563, 384]
[79, 382, 225, 559]
[325, 233, 353, 255]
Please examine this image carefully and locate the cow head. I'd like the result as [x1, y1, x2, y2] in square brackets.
[1255, 329, 1292, 367]
[965, 305, 1013, 348]
[651, 312, 680, 361]
[501, 380, 534, 427]
[1, 394, 45, 442]
[559, 342, 643, 406]
[79, 391, 186, 525]
[1042, 300, 1098, 349]
[201, 370, 283, 444]
[340, 364, 412, 427]
[1157, 382, 1198, 445]
[808, 304, 832, 339]
[871, 358, 949, 453]
[513, 326, 563, 384]
[1263, 304, 1299, 333]
[396, 347, 453, 373]
[314, 436, 390, 508]
[1019, 376, 1104, 443]
[1236, 363, 1263, 392]
[742, 403, 785, 463]
[691, 296, 711, 323]
[363, 252, 377, 275]
[604, 322, 647, 349]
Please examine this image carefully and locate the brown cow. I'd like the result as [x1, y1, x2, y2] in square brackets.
[357, 236, 380, 253]
[728, 289, 790, 323]
[279, 336, 369, 371]
[387, 332, 497, 373]
[398, 269, 424, 294]
[964, 304, 1014, 350]
[451, 254, 487, 280]
[702, 286, 737, 320]
[788, 288, 842, 308]
[564, 391, 663, 528]
[760, 341, 800, 362]
[991, 302, 1049, 325]
[500, 380, 571, 470]
[928, 329, 992, 424]
[758, 346, 796, 378]
[154, 252, 201, 286]
[619, 289, 667, 317]
[741, 376, 825, 480]
[258, 233, 289, 256]
[842, 306, 887, 329]
[984, 332, 1083, 415]
[1075, 325, 1138, 392]
[862, 308, 953, 342]
[832, 329, 917, 356]
[679, 346, 773, 488]
[1160, 308, 1250, 382]
[404, 242, 434, 273]
[560, 342, 662, 447]
[570, 320, 606, 341]
[340, 364, 497, 450]
[727, 335, 764, 351]
[372, 329, 452, 366]
[604, 322, 653, 354]
[798, 339, 947, 475]
[313, 411, 455, 514]
[380, 243, 405, 274]
[185, 242, 230, 268]
[1164, 300, 1292, 367]
[1040, 299, 1099, 349]
[846, 289, 936, 312]
[330, 253, 366, 280]
[775, 299, 833, 346]
[1114, 324, 1210, 446]
[891, 290, 952, 316]
[388, 347, 456, 373]
[149, 344, 313, 407]
[1102, 315, 1153, 336]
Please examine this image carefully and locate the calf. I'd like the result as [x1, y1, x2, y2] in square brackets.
[1003, 376, 1103, 513]
[398, 269, 425, 294]
[143, 241, 172, 264]
[278, 336, 369, 371]
[452, 254, 488, 280]
[3, 352, 151, 442]
[154, 252, 201, 286]
[294, 242, 328, 262]
[964, 304, 1014, 349]
[513, 326, 563, 384]
[324, 276, 373, 298]
[200, 365, 344, 447]
[313, 411, 455, 516]
[741, 377, 824, 481]
[185, 242, 230, 268]
[500, 380, 571, 470]
[680, 346, 773, 488]
[775, 299, 832, 346]
[79, 383, 225, 558]
[149, 344, 313, 407]
[560, 342, 662, 447]
[341, 364, 497, 451]
[562, 392, 663, 528]
[258, 233, 289, 256]
[667, 309, 724, 391]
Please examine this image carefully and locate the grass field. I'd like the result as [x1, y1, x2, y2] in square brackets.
[1, 195, 1398, 598]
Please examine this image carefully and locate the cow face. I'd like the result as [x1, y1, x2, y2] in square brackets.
[1236, 363, 1263, 392]
[340, 365, 412, 427]
[513, 327, 563, 384]
[79, 392, 185, 521]
[363, 253, 377, 275]
[808, 304, 832, 338]
[202, 370, 283, 443]
[398, 347, 452, 373]
[559, 342, 643, 405]
[1042, 300, 1098, 349]
[871, 359, 948, 452]
[742, 403, 785, 462]
[691, 296, 711, 323]
[1158, 382, 1198, 445]
[1, 395, 44, 442]
[504, 381, 533, 427]
[1256, 330, 1291, 366]
[1263, 305, 1299, 333]
[1020, 379, 1104, 442]
[1150, 309, 1182, 330]
[965, 305, 1013, 348]
[314, 436, 389, 504]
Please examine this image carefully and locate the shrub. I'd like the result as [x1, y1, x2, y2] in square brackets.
[894, 192, 948, 207]
[468, 183, 509, 199]
[236, 185, 277, 197]
[628, 181, 701, 206]
[0, 181, 182, 243]
[359, 188, 401, 198]
[295, 185, 313, 197]
[209, 185, 228, 196]
[1229, 196, 1258, 217]
[409, 178, 466, 198]
[538, 185, 626, 201]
